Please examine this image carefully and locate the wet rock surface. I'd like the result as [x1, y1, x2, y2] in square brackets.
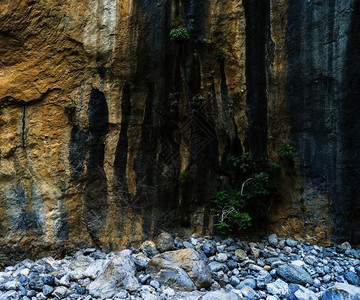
[0, 233, 359, 299]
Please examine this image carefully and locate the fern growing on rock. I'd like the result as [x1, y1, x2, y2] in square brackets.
[169, 17, 189, 41]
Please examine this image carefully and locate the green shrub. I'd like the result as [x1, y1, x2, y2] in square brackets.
[213, 48, 227, 61]
[228, 153, 254, 172]
[275, 144, 298, 178]
[276, 144, 296, 158]
[169, 17, 189, 41]
[64, 102, 76, 115]
[211, 153, 277, 234]
[169, 28, 190, 41]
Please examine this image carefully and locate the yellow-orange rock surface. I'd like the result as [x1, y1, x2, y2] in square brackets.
[1, 0, 359, 259]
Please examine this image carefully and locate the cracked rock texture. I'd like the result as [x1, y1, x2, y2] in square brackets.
[0, 0, 359, 259]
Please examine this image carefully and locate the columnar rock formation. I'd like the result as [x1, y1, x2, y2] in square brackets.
[0, 0, 359, 256]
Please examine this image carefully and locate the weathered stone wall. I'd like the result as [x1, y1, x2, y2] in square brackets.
[0, 0, 359, 258]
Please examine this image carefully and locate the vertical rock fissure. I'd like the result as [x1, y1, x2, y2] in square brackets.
[84, 89, 109, 247]
[114, 84, 131, 238]
[114, 84, 131, 185]
[243, 0, 270, 158]
[21, 105, 26, 148]
[134, 83, 156, 238]
[220, 60, 230, 130]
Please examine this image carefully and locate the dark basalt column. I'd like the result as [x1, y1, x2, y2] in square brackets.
[287, 0, 360, 242]
[337, 1, 360, 242]
[244, 0, 269, 158]
[84, 89, 109, 245]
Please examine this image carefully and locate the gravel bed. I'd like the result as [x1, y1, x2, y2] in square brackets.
[0, 233, 359, 299]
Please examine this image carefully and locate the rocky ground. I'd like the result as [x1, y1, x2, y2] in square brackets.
[0, 234, 359, 299]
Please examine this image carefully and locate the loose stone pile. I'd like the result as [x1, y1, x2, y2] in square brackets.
[0, 233, 360, 299]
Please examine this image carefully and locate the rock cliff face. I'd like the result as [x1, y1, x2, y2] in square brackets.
[0, 0, 359, 257]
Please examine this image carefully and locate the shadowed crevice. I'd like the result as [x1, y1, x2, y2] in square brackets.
[84, 89, 109, 246]
[114, 84, 132, 239]
[244, 0, 269, 158]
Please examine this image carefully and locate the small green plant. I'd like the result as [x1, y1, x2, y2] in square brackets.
[190, 94, 204, 110]
[276, 144, 296, 158]
[228, 155, 241, 167]
[271, 162, 281, 172]
[213, 48, 227, 61]
[275, 144, 298, 179]
[64, 102, 76, 115]
[228, 152, 257, 174]
[169, 17, 189, 41]
[179, 170, 191, 185]
[227, 98, 234, 108]
[169, 28, 190, 41]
